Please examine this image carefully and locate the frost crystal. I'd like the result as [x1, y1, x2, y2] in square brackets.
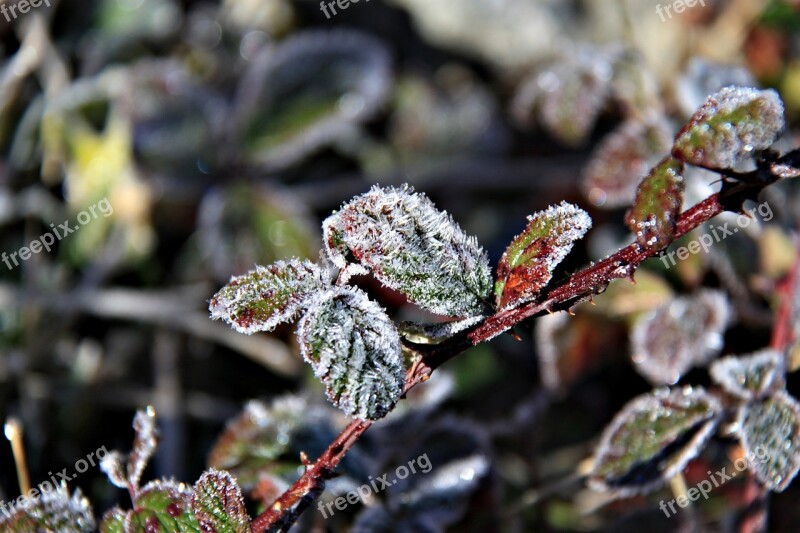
[589, 386, 722, 496]
[582, 115, 673, 208]
[209, 259, 328, 334]
[298, 287, 405, 420]
[495, 201, 591, 310]
[625, 157, 684, 250]
[737, 391, 800, 492]
[709, 350, 785, 400]
[631, 290, 730, 385]
[673, 86, 785, 169]
[323, 185, 492, 318]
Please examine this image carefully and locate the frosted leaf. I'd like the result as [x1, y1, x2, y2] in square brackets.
[298, 287, 405, 420]
[209, 259, 328, 334]
[191, 469, 252, 533]
[495, 202, 592, 310]
[323, 185, 492, 318]
[0, 485, 95, 532]
[631, 290, 730, 385]
[582, 116, 673, 208]
[709, 350, 785, 400]
[124, 479, 199, 531]
[737, 391, 800, 492]
[673, 86, 785, 169]
[589, 386, 722, 496]
[99, 451, 129, 489]
[128, 407, 158, 492]
[625, 157, 685, 250]
[399, 316, 483, 344]
[99, 507, 127, 533]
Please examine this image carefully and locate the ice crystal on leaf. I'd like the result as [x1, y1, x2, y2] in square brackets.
[631, 290, 729, 385]
[709, 350, 785, 400]
[209, 259, 328, 334]
[323, 185, 492, 318]
[672, 86, 785, 170]
[625, 157, 684, 250]
[494, 202, 591, 310]
[0, 485, 95, 533]
[191, 469, 252, 533]
[737, 391, 800, 492]
[298, 287, 405, 420]
[589, 386, 722, 496]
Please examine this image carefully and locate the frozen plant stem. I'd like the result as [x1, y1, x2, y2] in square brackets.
[252, 191, 731, 532]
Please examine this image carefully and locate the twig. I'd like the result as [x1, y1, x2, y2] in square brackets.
[251, 192, 729, 532]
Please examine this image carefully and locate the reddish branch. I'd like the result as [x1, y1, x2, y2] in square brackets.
[252, 193, 728, 532]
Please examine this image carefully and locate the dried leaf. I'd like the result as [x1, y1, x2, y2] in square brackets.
[0, 486, 95, 533]
[625, 157, 685, 250]
[209, 259, 328, 334]
[631, 290, 730, 385]
[582, 116, 673, 208]
[709, 350, 785, 400]
[298, 287, 405, 420]
[737, 391, 800, 492]
[191, 469, 252, 533]
[494, 202, 592, 310]
[323, 185, 492, 318]
[589, 386, 722, 496]
[128, 407, 158, 492]
[673, 86, 785, 169]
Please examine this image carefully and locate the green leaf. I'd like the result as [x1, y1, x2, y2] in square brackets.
[672, 86, 784, 169]
[737, 391, 800, 492]
[323, 185, 492, 318]
[589, 386, 722, 496]
[0, 486, 95, 533]
[191, 470, 252, 533]
[298, 287, 405, 420]
[494, 202, 591, 310]
[625, 157, 684, 250]
[127, 480, 201, 533]
[709, 350, 785, 400]
[99, 508, 127, 533]
[209, 259, 328, 334]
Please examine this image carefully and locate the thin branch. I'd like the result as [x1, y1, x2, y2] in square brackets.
[251, 192, 729, 532]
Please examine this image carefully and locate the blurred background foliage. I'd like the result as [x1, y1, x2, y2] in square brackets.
[2, 0, 800, 530]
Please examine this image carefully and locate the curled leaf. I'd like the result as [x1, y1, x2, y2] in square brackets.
[709, 350, 785, 400]
[323, 185, 492, 318]
[209, 259, 328, 334]
[191, 469, 252, 533]
[495, 202, 592, 310]
[737, 391, 800, 492]
[582, 116, 673, 208]
[673, 86, 785, 169]
[631, 290, 730, 385]
[625, 156, 684, 250]
[589, 386, 722, 496]
[298, 287, 405, 420]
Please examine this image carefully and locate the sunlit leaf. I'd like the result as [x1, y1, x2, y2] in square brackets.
[737, 391, 800, 492]
[625, 157, 684, 249]
[298, 287, 405, 420]
[582, 116, 673, 208]
[589, 386, 722, 496]
[494, 202, 592, 310]
[0, 486, 95, 533]
[672, 86, 785, 169]
[209, 259, 328, 334]
[709, 350, 785, 400]
[191, 469, 252, 533]
[323, 185, 492, 318]
[631, 290, 730, 385]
